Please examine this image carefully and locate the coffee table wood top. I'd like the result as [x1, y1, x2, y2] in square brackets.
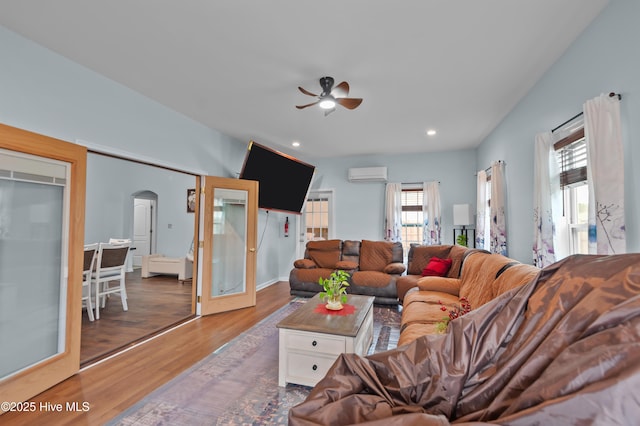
[277, 294, 374, 337]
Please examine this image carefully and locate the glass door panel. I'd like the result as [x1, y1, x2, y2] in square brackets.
[0, 174, 66, 379]
[212, 188, 247, 297]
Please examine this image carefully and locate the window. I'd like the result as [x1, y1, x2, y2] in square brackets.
[564, 183, 589, 254]
[555, 126, 589, 255]
[305, 191, 331, 241]
[400, 188, 423, 254]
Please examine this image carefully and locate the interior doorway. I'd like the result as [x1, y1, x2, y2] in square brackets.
[133, 192, 158, 267]
[81, 152, 197, 366]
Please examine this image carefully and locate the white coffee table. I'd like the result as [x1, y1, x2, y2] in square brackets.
[276, 294, 374, 387]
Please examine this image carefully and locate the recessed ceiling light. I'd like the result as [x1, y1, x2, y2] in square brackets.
[292, 141, 300, 147]
[426, 129, 437, 136]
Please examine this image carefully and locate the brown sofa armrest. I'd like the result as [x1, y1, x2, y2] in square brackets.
[384, 262, 406, 275]
[416, 276, 461, 296]
[293, 259, 317, 269]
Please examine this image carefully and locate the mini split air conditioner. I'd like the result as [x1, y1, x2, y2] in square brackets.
[348, 166, 388, 182]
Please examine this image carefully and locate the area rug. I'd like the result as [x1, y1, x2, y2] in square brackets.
[108, 299, 401, 425]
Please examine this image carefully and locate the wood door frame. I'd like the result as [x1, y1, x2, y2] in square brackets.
[0, 123, 86, 407]
[200, 176, 258, 315]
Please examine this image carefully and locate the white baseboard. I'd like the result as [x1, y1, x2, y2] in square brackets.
[257, 277, 289, 291]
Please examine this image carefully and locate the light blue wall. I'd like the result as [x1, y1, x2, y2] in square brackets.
[85, 154, 195, 258]
[0, 25, 288, 286]
[477, 0, 640, 263]
[311, 149, 477, 245]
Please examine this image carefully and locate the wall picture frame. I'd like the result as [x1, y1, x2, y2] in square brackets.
[187, 188, 196, 213]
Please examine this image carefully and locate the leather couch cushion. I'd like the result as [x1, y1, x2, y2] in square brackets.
[294, 258, 316, 269]
[407, 244, 468, 278]
[307, 239, 342, 269]
[341, 240, 361, 264]
[359, 240, 393, 272]
[292, 267, 334, 286]
[417, 276, 460, 296]
[493, 263, 540, 298]
[401, 290, 459, 328]
[351, 270, 395, 288]
[384, 262, 406, 274]
[336, 260, 358, 270]
[459, 253, 515, 308]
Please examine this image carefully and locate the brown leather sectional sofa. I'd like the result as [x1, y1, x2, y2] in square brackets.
[399, 249, 540, 346]
[290, 254, 640, 425]
[289, 241, 540, 325]
[289, 239, 405, 305]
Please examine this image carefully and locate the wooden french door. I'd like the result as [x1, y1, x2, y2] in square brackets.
[0, 123, 86, 409]
[200, 176, 258, 315]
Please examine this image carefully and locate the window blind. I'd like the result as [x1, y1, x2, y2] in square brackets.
[554, 128, 587, 188]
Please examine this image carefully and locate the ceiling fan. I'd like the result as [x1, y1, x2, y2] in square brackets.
[296, 76, 363, 115]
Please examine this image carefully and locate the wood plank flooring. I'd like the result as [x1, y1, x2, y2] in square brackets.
[1, 281, 292, 425]
[81, 269, 193, 366]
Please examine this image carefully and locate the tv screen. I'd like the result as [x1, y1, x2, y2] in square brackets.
[239, 141, 315, 214]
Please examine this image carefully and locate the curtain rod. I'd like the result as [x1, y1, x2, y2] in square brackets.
[484, 159, 505, 173]
[551, 92, 622, 133]
[402, 181, 440, 185]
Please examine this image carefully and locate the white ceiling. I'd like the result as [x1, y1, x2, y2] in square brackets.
[0, 0, 609, 159]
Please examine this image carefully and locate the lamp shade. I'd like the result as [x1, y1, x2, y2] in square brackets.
[453, 204, 472, 226]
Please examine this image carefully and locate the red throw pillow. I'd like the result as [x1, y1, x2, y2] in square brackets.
[421, 257, 452, 277]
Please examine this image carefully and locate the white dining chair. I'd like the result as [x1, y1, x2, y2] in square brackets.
[82, 243, 99, 321]
[93, 241, 131, 320]
[109, 238, 133, 272]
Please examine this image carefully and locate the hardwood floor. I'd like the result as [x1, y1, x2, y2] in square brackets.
[81, 269, 193, 366]
[1, 281, 292, 425]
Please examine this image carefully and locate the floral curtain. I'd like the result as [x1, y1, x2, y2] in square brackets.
[532, 131, 561, 267]
[490, 161, 507, 256]
[422, 181, 441, 244]
[384, 183, 402, 242]
[475, 170, 487, 250]
[584, 93, 625, 254]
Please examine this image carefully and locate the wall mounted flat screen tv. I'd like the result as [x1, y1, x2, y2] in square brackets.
[239, 141, 315, 214]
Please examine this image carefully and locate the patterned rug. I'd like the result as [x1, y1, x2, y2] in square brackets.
[109, 299, 401, 425]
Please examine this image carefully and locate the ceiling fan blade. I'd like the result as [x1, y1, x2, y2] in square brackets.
[296, 101, 319, 109]
[336, 97, 363, 110]
[298, 86, 318, 97]
[332, 81, 350, 98]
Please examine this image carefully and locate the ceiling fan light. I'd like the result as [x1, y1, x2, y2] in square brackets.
[319, 97, 336, 109]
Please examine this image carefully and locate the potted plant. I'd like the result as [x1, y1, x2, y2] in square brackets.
[318, 270, 350, 310]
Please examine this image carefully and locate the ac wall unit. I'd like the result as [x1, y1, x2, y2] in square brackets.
[348, 166, 388, 182]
